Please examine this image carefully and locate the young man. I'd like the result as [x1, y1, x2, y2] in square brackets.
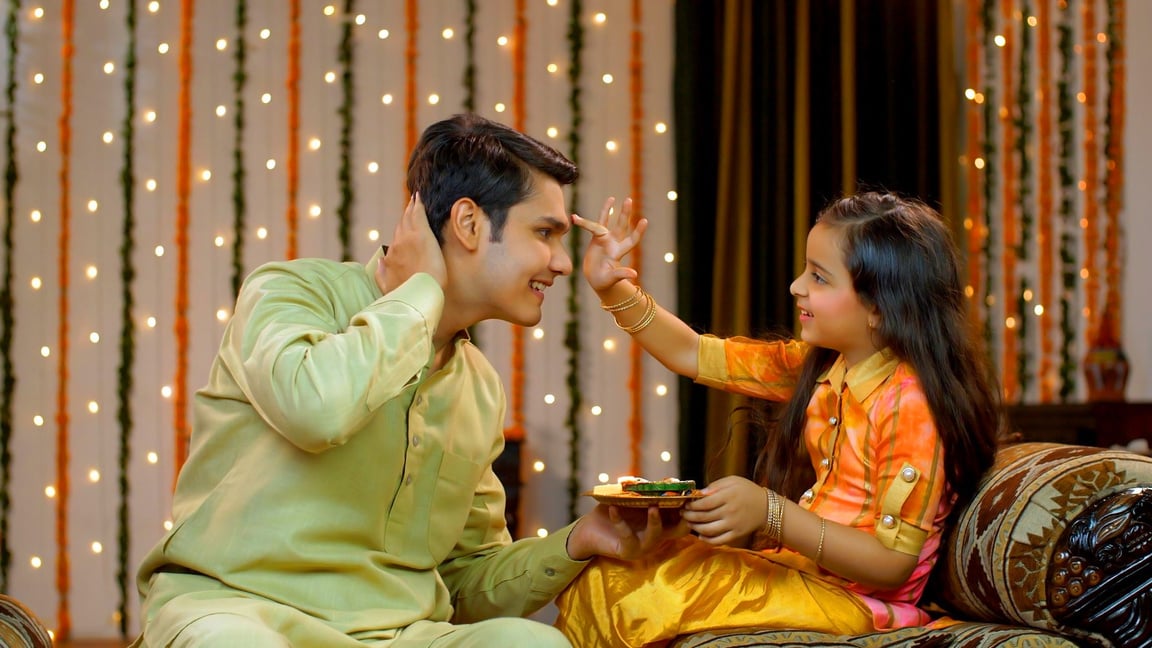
[133, 114, 681, 647]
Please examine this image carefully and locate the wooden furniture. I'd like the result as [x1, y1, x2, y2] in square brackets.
[1005, 401, 1152, 448]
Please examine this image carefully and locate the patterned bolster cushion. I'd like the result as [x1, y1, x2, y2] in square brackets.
[936, 442, 1152, 645]
[0, 594, 53, 648]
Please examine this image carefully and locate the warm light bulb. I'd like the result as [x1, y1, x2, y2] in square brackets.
[36, 141, 46, 152]
[666, 190, 678, 201]
[30, 277, 42, 289]
[146, 316, 157, 328]
[87, 401, 99, 414]
[88, 469, 100, 483]
[261, 93, 272, 104]
[547, 63, 558, 74]
[605, 140, 618, 152]
[594, 12, 607, 24]
[602, 74, 614, 84]
[442, 28, 454, 39]
[158, 42, 169, 54]
[309, 204, 321, 218]
[546, 127, 559, 138]
[590, 405, 602, 416]
[655, 384, 668, 396]
[40, 346, 50, 358]
[536, 528, 548, 538]
[216, 308, 229, 322]
[161, 386, 173, 398]
[147, 452, 159, 464]
[324, 71, 336, 83]
[598, 473, 610, 483]
[368, 229, 381, 242]
[216, 105, 227, 117]
[257, 227, 269, 239]
[428, 94, 440, 105]
[664, 252, 675, 263]
[200, 169, 212, 181]
[144, 110, 157, 122]
[44, 485, 56, 498]
[87, 199, 99, 212]
[367, 161, 379, 173]
[260, 28, 271, 39]
[532, 328, 544, 340]
[33, 415, 44, 426]
[654, 122, 667, 133]
[89, 332, 100, 344]
[91, 542, 103, 554]
[30, 209, 41, 221]
[381, 94, 394, 105]
[154, 245, 165, 257]
[533, 461, 545, 472]
[146, 179, 157, 191]
[266, 159, 277, 170]
[497, 36, 509, 46]
[85, 265, 98, 279]
[603, 339, 616, 351]
[494, 103, 506, 113]
[378, 29, 390, 39]
[104, 62, 115, 74]
[543, 394, 556, 404]
[214, 235, 225, 247]
[309, 137, 321, 150]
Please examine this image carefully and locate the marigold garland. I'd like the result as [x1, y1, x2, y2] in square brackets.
[506, 0, 527, 443]
[0, 0, 23, 593]
[404, 0, 418, 177]
[563, 0, 585, 520]
[627, 0, 644, 476]
[1037, 0, 1056, 401]
[336, 0, 355, 261]
[57, 1, 75, 637]
[115, 0, 139, 635]
[286, 0, 301, 260]
[231, 0, 248, 297]
[964, 0, 983, 332]
[174, 0, 194, 473]
[1102, 0, 1124, 333]
[998, 0, 1018, 402]
[1081, 0, 1100, 339]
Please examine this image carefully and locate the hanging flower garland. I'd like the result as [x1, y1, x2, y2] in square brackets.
[1037, 0, 1056, 402]
[627, 0, 644, 476]
[174, 0, 194, 473]
[463, 0, 476, 113]
[115, 0, 139, 635]
[1081, 0, 1100, 339]
[505, 0, 527, 443]
[231, 0, 248, 298]
[963, 0, 983, 333]
[404, 0, 417, 169]
[998, 0, 1019, 402]
[0, 0, 23, 592]
[1014, 0, 1034, 398]
[980, 0, 997, 350]
[336, 0, 355, 261]
[563, 0, 585, 520]
[1102, 0, 1124, 330]
[1056, 0, 1077, 399]
[57, 1, 75, 637]
[286, 0, 301, 259]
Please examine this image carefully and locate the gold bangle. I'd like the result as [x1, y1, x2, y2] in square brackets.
[761, 488, 784, 549]
[601, 285, 643, 313]
[815, 518, 826, 564]
[616, 291, 656, 334]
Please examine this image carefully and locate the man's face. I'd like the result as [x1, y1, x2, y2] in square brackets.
[474, 174, 574, 327]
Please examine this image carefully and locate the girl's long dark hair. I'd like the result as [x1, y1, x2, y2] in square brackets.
[755, 193, 1002, 519]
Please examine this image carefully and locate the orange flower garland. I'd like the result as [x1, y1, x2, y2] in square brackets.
[627, 0, 644, 476]
[286, 0, 301, 259]
[999, 0, 1018, 402]
[1082, 0, 1100, 339]
[405, 0, 418, 186]
[56, 0, 75, 639]
[174, 0, 194, 473]
[1038, 0, 1056, 401]
[964, 0, 983, 330]
[506, 0, 527, 442]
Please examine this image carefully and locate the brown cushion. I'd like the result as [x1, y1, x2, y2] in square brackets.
[935, 442, 1152, 645]
[670, 622, 1078, 647]
[0, 594, 53, 648]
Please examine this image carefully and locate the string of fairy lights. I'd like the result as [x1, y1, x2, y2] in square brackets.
[0, 1, 678, 640]
[962, 0, 1126, 404]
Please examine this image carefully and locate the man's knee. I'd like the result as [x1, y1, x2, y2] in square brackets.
[467, 618, 570, 647]
[168, 612, 292, 648]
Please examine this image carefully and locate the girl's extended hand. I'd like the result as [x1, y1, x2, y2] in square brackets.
[681, 476, 766, 546]
[572, 196, 649, 292]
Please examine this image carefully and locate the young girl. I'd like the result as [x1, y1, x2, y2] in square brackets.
[558, 192, 1002, 647]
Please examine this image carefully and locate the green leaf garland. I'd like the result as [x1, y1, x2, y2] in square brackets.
[1056, 1, 1077, 398]
[0, 0, 23, 593]
[231, 0, 247, 300]
[336, 0, 356, 261]
[564, 0, 584, 521]
[114, 0, 138, 634]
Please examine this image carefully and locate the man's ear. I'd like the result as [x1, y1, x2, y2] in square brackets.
[447, 197, 486, 252]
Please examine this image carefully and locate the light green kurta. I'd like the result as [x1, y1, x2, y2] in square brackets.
[135, 253, 586, 645]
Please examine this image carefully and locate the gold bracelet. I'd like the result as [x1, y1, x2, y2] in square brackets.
[815, 518, 826, 564]
[601, 285, 644, 313]
[761, 488, 784, 549]
[615, 290, 657, 334]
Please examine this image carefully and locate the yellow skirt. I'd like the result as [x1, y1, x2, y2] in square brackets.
[554, 536, 874, 648]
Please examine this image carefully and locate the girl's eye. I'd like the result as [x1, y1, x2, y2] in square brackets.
[811, 272, 826, 284]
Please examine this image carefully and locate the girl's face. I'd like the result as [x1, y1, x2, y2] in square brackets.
[789, 223, 879, 368]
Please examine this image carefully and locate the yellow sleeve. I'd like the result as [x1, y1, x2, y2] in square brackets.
[695, 335, 807, 402]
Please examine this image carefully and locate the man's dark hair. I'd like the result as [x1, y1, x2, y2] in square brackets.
[406, 113, 578, 243]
